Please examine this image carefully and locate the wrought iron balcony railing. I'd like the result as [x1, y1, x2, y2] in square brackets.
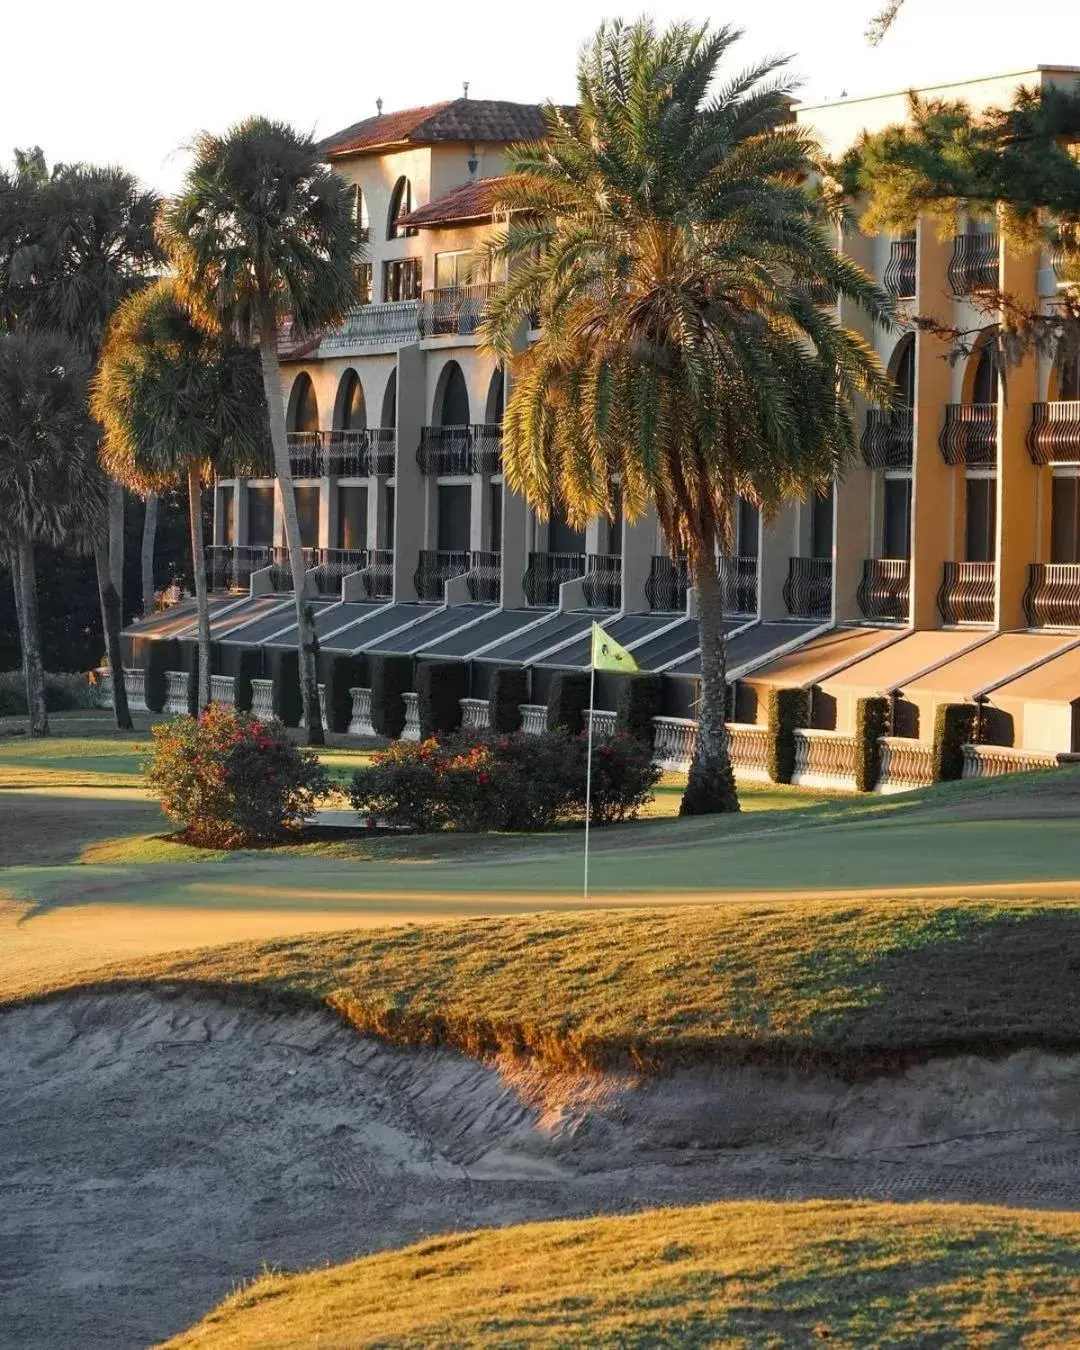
[883, 236, 916, 299]
[324, 427, 396, 476]
[861, 408, 913, 469]
[940, 403, 998, 466]
[947, 232, 999, 295]
[268, 545, 315, 590]
[286, 431, 322, 478]
[357, 548, 394, 600]
[205, 544, 273, 592]
[1023, 563, 1080, 627]
[857, 557, 910, 623]
[783, 556, 832, 619]
[523, 551, 586, 607]
[417, 424, 503, 475]
[938, 561, 995, 625]
[583, 553, 622, 609]
[719, 554, 758, 617]
[466, 550, 502, 604]
[646, 555, 689, 611]
[311, 548, 368, 595]
[414, 549, 471, 601]
[418, 282, 505, 338]
[320, 300, 420, 351]
[1027, 401, 1080, 465]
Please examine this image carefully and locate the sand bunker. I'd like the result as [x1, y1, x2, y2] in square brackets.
[4, 992, 1080, 1348]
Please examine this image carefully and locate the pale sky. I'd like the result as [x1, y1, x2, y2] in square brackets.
[4, 0, 1079, 193]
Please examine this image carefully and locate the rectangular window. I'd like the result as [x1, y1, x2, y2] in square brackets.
[382, 259, 422, 303]
[381, 486, 395, 549]
[1052, 475, 1080, 564]
[295, 486, 321, 550]
[811, 489, 834, 559]
[337, 486, 368, 550]
[354, 263, 373, 305]
[882, 478, 912, 559]
[547, 507, 585, 554]
[965, 476, 997, 562]
[216, 485, 235, 545]
[437, 484, 471, 552]
[737, 498, 760, 557]
[247, 486, 275, 545]
[434, 250, 482, 289]
[489, 482, 503, 552]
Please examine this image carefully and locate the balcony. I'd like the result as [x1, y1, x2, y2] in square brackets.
[310, 548, 369, 596]
[414, 549, 470, 601]
[324, 428, 396, 477]
[940, 404, 997, 466]
[417, 424, 503, 475]
[646, 555, 689, 611]
[523, 551, 586, 607]
[719, 555, 758, 617]
[1023, 563, 1080, 627]
[783, 557, 832, 619]
[418, 282, 505, 339]
[205, 544, 272, 592]
[1028, 402, 1080, 465]
[858, 558, 910, 623]
[268, 545, 313, 590]
[861, 408, 913, 470]
[320, 300, 420, 351]
[357, 548, 393, 600]
[883, 236, 916, 299]
[938, 561, 995, 625]
[286, 431, 322, 478]
[947, 231, 999, 296]
[583, 553, 622, 609]
[466, 550, 501, 604]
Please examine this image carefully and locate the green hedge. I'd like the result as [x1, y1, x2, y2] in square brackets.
[268, 649, 302, 728]
[933, 702, 977, 782]
[767, 686, 809, 784]
[371, 654, 413, 738]
[547, 670, 591, 735]
[855, 695, 889, 792]
[321, 653, 367, 734]
[489, 666, 528, 733]
[234, 649, 261, 713]
[615, 673, 663, 744]
[417, 660, 469, 740]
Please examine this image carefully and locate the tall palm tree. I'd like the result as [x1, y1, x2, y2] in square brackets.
[0, 331, 106, 735]
[161, 118, 363, 745]
[93, 279, 272, 710]
[483, 19, 894, 813]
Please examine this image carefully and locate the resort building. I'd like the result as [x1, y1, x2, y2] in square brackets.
[122, 69, 1080, 784]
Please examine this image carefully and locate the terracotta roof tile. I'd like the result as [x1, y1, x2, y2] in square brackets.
[320, 100, 547, 158]
[399, 176, 508, 228]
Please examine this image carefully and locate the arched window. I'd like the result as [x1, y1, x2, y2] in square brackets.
[286, 373, 319, 433]
[972, 344, 999, 404]
[485, 367, 505, 424]
[334, 370, 367, 431]
[436, 361, 470, 426]
[350, 184, 370, 241]
[381, 368, 397, 429]
[387, 176, 417, 239]
[891, 334, 915, 407]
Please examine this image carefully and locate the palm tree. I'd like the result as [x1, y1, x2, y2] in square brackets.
[93, 279, 272, 710]
[483, 18, 894, 814]
[161, 118, 363, 745]
[0, 331, 106, 735]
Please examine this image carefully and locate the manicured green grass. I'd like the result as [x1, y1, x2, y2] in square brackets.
[163, 1199, 1080, 1348]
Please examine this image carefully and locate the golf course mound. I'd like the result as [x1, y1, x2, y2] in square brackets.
[6, 989, 1080, 1348]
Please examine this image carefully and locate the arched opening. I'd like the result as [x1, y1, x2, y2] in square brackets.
[334, 369, 367, 430]
[484, 367, 505, 424]
[971, 344, 999, 404]
[387, 177, 416, 240]
[380, 368, 397, 429]
[1056, 347, 1080, 400]
[350, 184, 370, 240]
[286, 373, 319, 433]
[435, 361, 471, 427]
[889, 334, 915, 407]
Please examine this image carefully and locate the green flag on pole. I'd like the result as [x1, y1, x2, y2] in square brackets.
[591, 621, 639, 673]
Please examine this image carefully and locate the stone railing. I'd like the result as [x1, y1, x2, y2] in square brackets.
[1023, 563, 1080, 628]
[519, 704, 548, 735]
[650, 717, 768, 777]
[877, 736, 934, 792]
[791, 728, 857, 789]
[299, 684, 329, 730]
[651, 716, 697, 771]
[320, 300, 420, 351]
[96, 667, 148, 713]
[727, 723, 770, 781]
[348, 687, 375, 738]
[163, 671, 189, 716]
[961, 743, 1061, 779]
[210, 674, 235, 707]
[250, 678, 274, 720]
[459, 698, 491, 730]
[402, 692, 421, 741]
[93, 667, 113, 709]
[586, 709, 617, 738]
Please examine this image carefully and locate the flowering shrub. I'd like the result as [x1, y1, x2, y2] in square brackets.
[144, 705, 330, 847]
[348, 729, 660, 833]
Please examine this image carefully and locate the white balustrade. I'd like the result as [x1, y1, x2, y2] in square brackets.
[877, 736, 934, 792]
[587, 709, 617, 739]
[651, 716, 697, 771]
[460, 697, 491, 731]
[125, 668, 147, 713]
[727, 722, 770, 781]
[163, 671, 189, 716]
[250, 678, 274, 720]
[791, 728, 857, 789]
[299, 683, 329, 731]
[348, 687, 375, 738]
[402, 692, 421, 741]
[519, 704, 548, 736]
[210, 674, 236, 707]
[93, 667, 113, 709]
[961, 743, 1060, 779]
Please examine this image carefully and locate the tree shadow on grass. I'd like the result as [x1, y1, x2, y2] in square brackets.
[0, 794, 163, 867]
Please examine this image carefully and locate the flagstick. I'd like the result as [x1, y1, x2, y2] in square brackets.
[583, 657, 596, 902]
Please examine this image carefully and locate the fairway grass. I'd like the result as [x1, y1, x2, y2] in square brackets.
[164, 1199, 1080, 1348]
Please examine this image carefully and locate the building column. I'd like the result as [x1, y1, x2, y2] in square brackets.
[392, 344, 424, 602]
[501, 488, 529, 608]
[321, 475, 336, 553]
[836, 223, 875, 626]
[621, 505, 655, 613]
[760, 502, 798, 621]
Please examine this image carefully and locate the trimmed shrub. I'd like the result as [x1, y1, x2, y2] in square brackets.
[0, 671, 97, 716]
[767, 686, 809, 784]
[144, 705, 329, 847]
[615, 673, 663, 744]
[855, 696, 889, 792]
[370, 654, 413, 738]
[933, 702, 977, 782]
[144, 639, 178, 714]
[234, 648, 261, 713]
[489, 666, 528, 733]
[322, 653, 367, 734]
[268, 649, 302, 727]
[570, 730, 662, 823]
[547, 670, 591, 734]
[417, 659, 469, 740]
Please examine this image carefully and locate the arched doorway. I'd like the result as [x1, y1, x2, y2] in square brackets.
[484, 367, 504, 424]
[435, 360, 471, 426]
[334, 370, 367, 430]
[286, 373, 319, 433]
[890, 333, 915, 407]
[380, 369, 397, 429]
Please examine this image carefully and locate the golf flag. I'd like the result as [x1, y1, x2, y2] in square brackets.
[591, 621, 638, 673]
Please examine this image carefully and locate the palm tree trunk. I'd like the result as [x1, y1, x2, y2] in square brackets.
[9, 548, 30, 713]
[108, 480, 125, 600]
[141, 491, 159, 616]
[257, 307, 323, 744]
[187, 464, 212, 712]
[681, 549, 739, 815]
[15, 537, 49, 737]
[94, 539, 133, 731]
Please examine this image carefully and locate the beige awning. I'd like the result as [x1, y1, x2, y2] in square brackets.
[745, 626, 900, 688]
[818, 629, 986, 696]
[902, 632, 1077, 702]
[986, 640, 1080, 704]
